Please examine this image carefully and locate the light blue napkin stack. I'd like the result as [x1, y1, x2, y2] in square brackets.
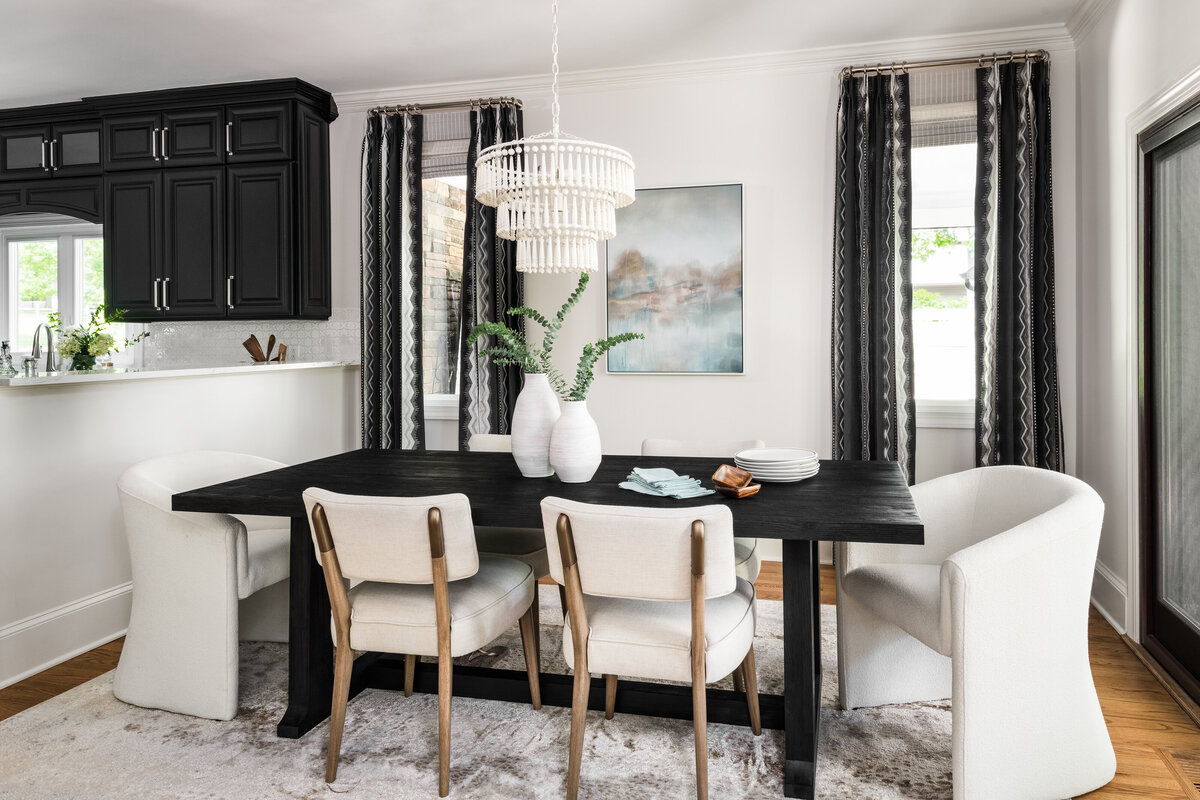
[619, 467, 715, 499]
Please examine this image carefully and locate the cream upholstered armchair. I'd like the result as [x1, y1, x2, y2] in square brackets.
[114, 451, 291, 720]
[467, 434, 551, 579]
[304, 488, 541, 796]
[835, 465, 1115, 799]
[541, 497, 760, 800]
[640, 437, 765, 583]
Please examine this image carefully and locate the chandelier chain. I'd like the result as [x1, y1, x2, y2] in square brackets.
[550, 0, 560, 135]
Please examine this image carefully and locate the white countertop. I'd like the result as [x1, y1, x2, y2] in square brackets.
[0, 360, 358, 388]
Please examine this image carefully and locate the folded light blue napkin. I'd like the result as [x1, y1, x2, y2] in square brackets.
[619, 467, 715, 499]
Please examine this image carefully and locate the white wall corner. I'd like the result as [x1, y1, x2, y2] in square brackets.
[1091, 559, 1128, 635]
[0, 583, 131, 690]
[1066, 0, 1115, 46]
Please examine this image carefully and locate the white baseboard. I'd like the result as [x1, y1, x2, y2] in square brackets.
[757, 540, 833, 565]
[1091, 560, 1128, 635]
[0, 583, 131, 690]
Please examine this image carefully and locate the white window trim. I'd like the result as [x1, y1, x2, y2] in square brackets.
[916, 398, 973, 429]
[424, 393, 459, 421]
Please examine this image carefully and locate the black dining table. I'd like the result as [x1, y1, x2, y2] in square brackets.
[173, 448, 922, 799]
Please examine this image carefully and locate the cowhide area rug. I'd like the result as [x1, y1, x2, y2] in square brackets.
[0, 586, 952, 799]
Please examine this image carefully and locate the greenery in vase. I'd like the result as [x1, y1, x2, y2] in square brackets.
[466, 272, 644, 402]
[49, 305, 149, 366]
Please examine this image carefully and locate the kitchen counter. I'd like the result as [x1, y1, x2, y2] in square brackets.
[0, 360, 357, 388]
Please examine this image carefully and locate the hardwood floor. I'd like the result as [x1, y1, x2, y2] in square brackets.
[3, 563, 1198, 798]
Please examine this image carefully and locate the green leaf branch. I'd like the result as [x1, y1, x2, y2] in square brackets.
[563, 331, 644, 401]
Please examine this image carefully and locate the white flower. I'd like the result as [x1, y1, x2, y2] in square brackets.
[89, 333, 115, 356]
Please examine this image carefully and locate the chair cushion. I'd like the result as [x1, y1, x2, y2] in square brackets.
[338, 556, 535, 658]
[841, 563, 948, 654]
[475, 526, 550, 578]
[734, 537, 760, 583]
[563, 578, 756, 683]
[236, 523, 290, 599]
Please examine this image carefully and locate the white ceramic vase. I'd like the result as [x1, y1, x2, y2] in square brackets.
[549, 400, 602, 483]
[510, 373, 560, 478]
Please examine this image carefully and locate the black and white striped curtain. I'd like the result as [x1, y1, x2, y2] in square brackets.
[832, 73, 916, 483]
[458, 104, 524, 449]
[361, 113, 425, 450]
[975, 61, 1062, 470]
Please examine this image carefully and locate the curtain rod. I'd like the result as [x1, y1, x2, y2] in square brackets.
[369, 96, 522, 116]
[838, 49, 1049, 80]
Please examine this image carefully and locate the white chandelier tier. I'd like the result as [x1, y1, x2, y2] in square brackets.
[474, 0, 635, 274]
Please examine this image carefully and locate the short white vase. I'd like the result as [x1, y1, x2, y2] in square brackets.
[549, 400, 602, 483]
[510, 373, 560, 478]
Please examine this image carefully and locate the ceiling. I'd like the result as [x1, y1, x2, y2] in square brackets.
[1, 0, 1087, 108]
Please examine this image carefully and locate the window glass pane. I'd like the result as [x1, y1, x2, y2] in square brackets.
[14, 239, 59, 352]
[912, 144, 976, 402]
[78, 236, 104, 313]
[422, 175, 467, 396]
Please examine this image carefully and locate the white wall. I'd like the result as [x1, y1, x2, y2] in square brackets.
[0, 366, 358, 687]
[1076, 0, 1200, 634]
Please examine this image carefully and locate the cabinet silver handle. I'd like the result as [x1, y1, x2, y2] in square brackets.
[41, 139, 48, 171]
[153, 278, 161, 310]
[161, 128, 169, 161]
[225, 121, 233, 156]
[226, 275, 234, 308]
[49, 139, 57, 170]
[152, 127, 159, 159]
[162, 277, 170, 310]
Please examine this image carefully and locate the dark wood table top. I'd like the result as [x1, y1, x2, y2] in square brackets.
[172, 448, 923, 543]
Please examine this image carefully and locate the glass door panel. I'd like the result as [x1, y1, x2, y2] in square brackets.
[13, 239, 59, 351]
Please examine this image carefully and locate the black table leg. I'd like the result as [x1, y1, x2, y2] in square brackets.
[276, 516, 334, 738]
[782, 539, 821, 799]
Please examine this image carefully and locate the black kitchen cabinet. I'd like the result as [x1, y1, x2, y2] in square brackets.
[1, 121, 101, 179]
[102, 114, 162, 171]
[164, 168, 226, 318]
[162, 108, 225, 166]
[52, 121, 102, 176]
[228, 163, 292, 317]
[103, 171, 161, 318]
[227, 102, 291, 162]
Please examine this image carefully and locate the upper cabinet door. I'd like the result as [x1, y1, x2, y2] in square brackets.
[226, 102, 291, 163]
[0, 126, 51, 180]
[104, 171, 163, 321]
[103, 113, 162, 171]
[50, 121, 101, 177]
[163, 168, 226, 319]
[161, 108, 225, 166]
[227, 163, 293, 317]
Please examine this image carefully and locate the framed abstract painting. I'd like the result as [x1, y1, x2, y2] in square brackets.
[605, 183, 744, 374]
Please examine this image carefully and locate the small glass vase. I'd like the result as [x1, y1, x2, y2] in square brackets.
[71, 354, 97, 371]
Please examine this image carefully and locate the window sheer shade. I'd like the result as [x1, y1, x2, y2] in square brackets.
[910, 66, 976, 148]
[422, 111, 471, 178]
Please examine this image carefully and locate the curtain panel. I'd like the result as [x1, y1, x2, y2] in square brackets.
[458, 104, 524, 449]
[361, 112, 425, 450]
[832, 73, 916, 483]
[974, 61, 1062, 470]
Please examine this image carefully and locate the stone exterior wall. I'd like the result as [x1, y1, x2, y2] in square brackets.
[422, 178, 465, 396]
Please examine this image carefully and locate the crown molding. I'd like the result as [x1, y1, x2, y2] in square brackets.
[1066, 0, 1115, 45]
[334, 23, 1075, 113]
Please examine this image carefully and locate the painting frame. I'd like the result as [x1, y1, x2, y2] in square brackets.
[604, 182, 745, 376]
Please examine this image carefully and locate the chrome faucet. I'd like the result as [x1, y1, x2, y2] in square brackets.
[30, 323, 58, 372]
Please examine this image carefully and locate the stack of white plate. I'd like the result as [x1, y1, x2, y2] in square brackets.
[733, 447, 820, 483]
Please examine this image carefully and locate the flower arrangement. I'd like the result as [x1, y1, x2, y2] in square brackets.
[466, 273, 643, 402]
[49, 305, 148, 371]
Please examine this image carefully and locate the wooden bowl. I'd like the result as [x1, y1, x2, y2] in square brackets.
[715, 482, 761, 499]
[712, 463, 753, 488]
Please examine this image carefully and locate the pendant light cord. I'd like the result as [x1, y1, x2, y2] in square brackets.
[551, 0, 560, 136]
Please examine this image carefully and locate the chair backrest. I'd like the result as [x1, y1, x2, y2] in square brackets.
[303, 488, 478, 584]
[118, 450, 286, 512]
[468, 434, 512, 453]
[640, 438, 766, 458]
[540, 496, 736, 601]
[970, 465, 1100, 542]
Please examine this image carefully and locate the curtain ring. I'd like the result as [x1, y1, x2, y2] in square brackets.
[1007, 51, 1014, 64]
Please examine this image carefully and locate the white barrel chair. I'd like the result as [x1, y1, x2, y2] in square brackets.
[835, 465, 1115, 799]
[640, 437, 766, 583]
[114, 450, 291, 720]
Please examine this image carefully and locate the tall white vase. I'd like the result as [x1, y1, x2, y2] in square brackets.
[510, 373, 560, 478]
[549, 400, 602, 483]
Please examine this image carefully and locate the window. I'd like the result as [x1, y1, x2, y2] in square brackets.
[0, 213, 122, 360]
[422, 175, 467, 399]
[910, 68, 977, 427]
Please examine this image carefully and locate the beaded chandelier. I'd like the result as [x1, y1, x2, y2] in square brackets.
[474, 0, 635, 274]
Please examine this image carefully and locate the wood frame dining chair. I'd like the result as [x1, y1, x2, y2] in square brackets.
[541, 497, 761, 800]
[304, 488, 542, 797]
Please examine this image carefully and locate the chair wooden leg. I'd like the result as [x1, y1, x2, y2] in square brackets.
[604, 673, 617, 719]
[558, 584, 568, 619]
[437, 649, 452, 797]
[567, 666, 590, 800]
[731, 663, 745, 693]
[742, 646, 762, 736]
[325, 642, 354, 783]
[404, 653, 418, 698]
[692, 674, 708, 800]
[518, 604, 542, 710]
